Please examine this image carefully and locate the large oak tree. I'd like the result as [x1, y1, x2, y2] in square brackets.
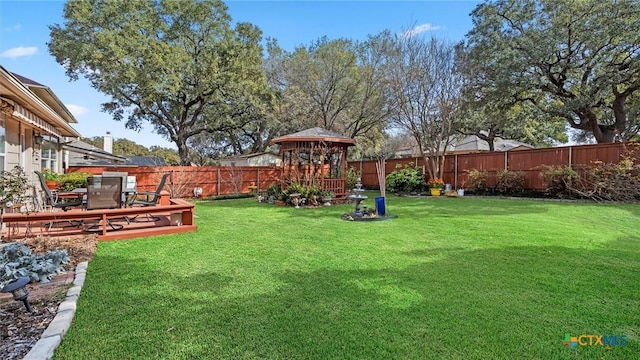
[466, 0, 640, 143]
[49, 0, 270, 164]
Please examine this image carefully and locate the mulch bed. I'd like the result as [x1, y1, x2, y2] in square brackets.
[0, 235, 97, 360]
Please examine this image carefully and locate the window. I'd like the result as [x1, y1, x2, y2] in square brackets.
[40, 135, 58, 171]
[0, 118, 5, 172]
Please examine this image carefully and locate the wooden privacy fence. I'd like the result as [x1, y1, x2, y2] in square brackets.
[348, 142, 638, 191]
[67, 142, 637, 196]
[67, 166, 283, 198]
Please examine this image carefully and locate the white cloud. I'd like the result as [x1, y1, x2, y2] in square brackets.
[66, 104, 88, 117]
[0, 46, 38, 59]
[401, 23, 442, 38]
[1, 24, 21, 32]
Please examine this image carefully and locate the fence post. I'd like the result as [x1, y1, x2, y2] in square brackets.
[504, 151, 508, 170]
[454, 154, 458, 189]
[217, 168, 221, 196]
[569, 146, 573, 168]
[257, 168, 260, 191]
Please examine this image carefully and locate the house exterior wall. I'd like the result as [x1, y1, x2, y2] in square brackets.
[0, 110, 61, 178]
[1, 67, 78, 184]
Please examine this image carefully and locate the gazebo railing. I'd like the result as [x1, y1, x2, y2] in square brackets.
[323, 178, 346, 198]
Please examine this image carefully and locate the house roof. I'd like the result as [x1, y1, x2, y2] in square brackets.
[272, 127, 356, 145]
[0, 66, 81, 137]
[11, 72, 78, 124]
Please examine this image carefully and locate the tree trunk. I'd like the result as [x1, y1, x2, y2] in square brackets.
[177, 142, 191, 166]
[573, 109, 619, 143]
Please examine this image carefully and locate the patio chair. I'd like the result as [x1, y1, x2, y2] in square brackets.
[35, 171, 84, 212]
[84, 176, 125, 232]
[101, 171, 136, 205]
[129, 173, 170, 222]
[35, 170, 85, 230]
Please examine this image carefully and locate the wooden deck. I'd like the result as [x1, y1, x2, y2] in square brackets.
[1, 198, 197, 241]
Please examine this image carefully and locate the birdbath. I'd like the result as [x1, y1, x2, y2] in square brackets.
[289, 193, 302, 208]
[349, 178, 368, 217]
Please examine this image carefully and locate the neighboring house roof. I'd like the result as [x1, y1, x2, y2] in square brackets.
[452, 135, 534, 152]
[395, 134, 535, 157]
[272, 127, 356, 145]
[124, 156, 166, 166]
[63, 140, 127, 163]
[0, 65, 80, 137]
[222, 152, 279, 160]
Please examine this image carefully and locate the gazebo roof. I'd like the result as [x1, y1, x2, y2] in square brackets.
[272, 127, 356, 146]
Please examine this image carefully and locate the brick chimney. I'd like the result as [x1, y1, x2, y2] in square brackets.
[103, 131, 113, 153]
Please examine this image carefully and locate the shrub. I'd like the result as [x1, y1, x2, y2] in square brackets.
[496, 169, 526, 194]
[386, 164, 425, 194]
[282, 183, 305, 203]
[266, 184, 282, 199]
[303, 184, 321, 199]
[466, 169, 488, 192]
[58, 172, 91, 191]
[540, 165, 578, 197]
[578, 158, 640, 202]
[0, 243, 69, 288]
[345, 167, 361, 191]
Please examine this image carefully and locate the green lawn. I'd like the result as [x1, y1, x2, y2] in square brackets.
[54, 195, 639, 359]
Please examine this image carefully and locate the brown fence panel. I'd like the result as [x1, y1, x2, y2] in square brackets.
[571, 143, 624, 166]
[507, 148, 569, 189]
[347, 142, 634, 191]
[453, 152, 505, 187]
[67, 166, 283, 198]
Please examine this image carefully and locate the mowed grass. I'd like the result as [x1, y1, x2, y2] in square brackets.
[54, 195, 640, 359]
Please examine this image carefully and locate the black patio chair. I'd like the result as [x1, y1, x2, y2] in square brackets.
[35, 171, 84, 230]
[83, 176, 125, 232]
[129, 173, 170, 222]
[35, 171, 84, 212]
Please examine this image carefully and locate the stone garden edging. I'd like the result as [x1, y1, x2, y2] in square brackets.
[22, 261, 88, 360]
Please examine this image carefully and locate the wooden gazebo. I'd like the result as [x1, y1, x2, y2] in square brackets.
[272, 127, 356, 198]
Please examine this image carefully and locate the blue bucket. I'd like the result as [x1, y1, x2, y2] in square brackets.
[375, 196, 386, 216]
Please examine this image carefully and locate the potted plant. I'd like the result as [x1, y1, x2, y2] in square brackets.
[427, 177, 444, 197]
[265, 184, 282, 205]
[43, 169, 60, 190]
[0, 166, 29, 238]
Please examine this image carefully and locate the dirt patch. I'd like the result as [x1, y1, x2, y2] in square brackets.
[0, 234, 97, 360]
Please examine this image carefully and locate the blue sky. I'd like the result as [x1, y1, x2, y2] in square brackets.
[0, 0, 480, 150]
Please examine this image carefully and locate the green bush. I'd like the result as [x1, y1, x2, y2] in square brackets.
[540, 165, 578, 197]
[345, 167, 360, 190]
[303, 184, 321, 199]
[282, 183, 305, 203]
[58, 172, 91, 191]
[496, 169, 526, 194]
[466, 169, 488, 192]
[386, 163, 425, 194]
[207, 193, 255, 201]
[265, 184, 282, 199]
